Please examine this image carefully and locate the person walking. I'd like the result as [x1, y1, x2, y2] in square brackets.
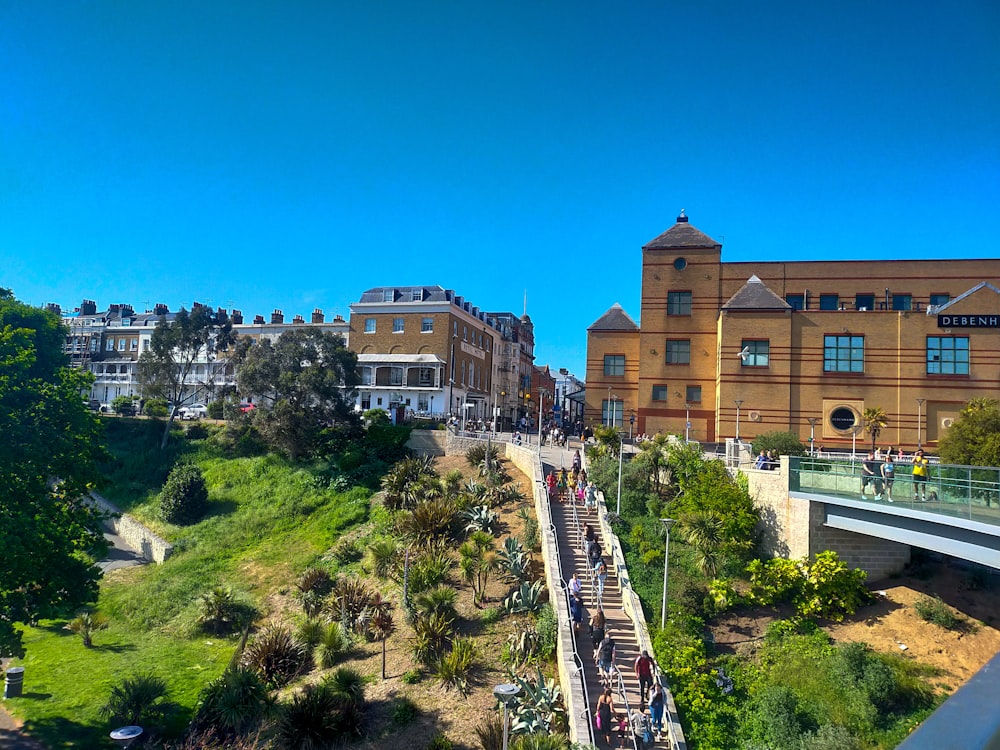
[589, 609, 606, 650]
[912, 449, 930, 501]
[546, 471, 557, 503]
[569, 572, 583, 599]
[595, 558, 608, 599]
[596, 688, 615, 747]
[861, 451, 879, 499]
[881, 452, 896, 502]
[634, 649, 655, 703]
[585, 481, 597, 514]
[630, 705, 653, 750]
[596, 630, 617, 688]
[649, 683, 665, 740]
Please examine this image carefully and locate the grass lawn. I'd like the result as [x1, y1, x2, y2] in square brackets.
[5, 421, 371, 748]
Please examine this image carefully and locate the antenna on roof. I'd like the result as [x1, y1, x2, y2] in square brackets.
[523, 289, 527, 316]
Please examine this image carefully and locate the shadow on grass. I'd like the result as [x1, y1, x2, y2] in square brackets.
[18, 692, 52, 701]
[204, 499, 238, 519]
[22, 715, 107, 749]
[92, 642, 138, 654]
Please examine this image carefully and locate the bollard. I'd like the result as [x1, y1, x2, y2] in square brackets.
[3, 667, 24, 698]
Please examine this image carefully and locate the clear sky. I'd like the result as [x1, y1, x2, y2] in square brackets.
[3, 1, 998, 378]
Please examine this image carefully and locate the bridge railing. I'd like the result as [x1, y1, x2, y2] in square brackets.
[788, 457, 1000, 525]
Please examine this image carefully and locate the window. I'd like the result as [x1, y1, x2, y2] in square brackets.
[686, 385, 701, 403]
[892, 294, 912, 311]
[91, 339, 99, 352]
[463, 326, 467, 341]
[418, 394, 429, 411]
[117, 338, 126, 351]
[673, 257, 687, 270]
[393, 317, 404, 333]
[785, 295, 804, 311]
[389, 367, 403, 386]
[106, 338, 114, 351]
[130, 339, 138, 351]
[929, 293, 950, 307]
[667, 291, 692, 315]
[603, 354, 625, 376]
[823, 335, 865, 373]
[652, 385, 667, 402]
[417, 367, 434, 386]
[421, 317, 433, 333]
[461, 361, 466, 385]
[927, 336, 969, 375]
[364, 318, 376, 333]
[741, 340, 769, 367]
[361, 393, 371, 411]
[602, 400, 623, 427]
[141, 340, 149, 352]
[819, 294, 839, 311]
[360, 367, 373, 385]
[411, 289, 423, 301]
[855, 294, 874, 311]
[665, 339, 691, 365]
[382, 289, 394, 302]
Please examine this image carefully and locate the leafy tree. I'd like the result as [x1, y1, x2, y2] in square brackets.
[634, 432, 673, 497]
[137, 304, 236, 449]
[0, 290, 107, 658]
[111, 394, 138, 415]
[232, 328, 360, 460]
[862, 407, 888, 452]
[159, 463, 209, 524]
[939, 398, 1000, 467]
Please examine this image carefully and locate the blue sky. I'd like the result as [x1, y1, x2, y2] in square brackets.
[3, 1, 998, 378]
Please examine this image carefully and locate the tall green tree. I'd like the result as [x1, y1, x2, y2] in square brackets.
[137, 304, 235, 448]
[939, 398, 1000, 467]
[232, 328, 359, 460]
[0, 290, 107, 657]
[862, 407, 888, 452]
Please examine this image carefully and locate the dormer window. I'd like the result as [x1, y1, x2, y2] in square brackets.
[382, 289, 394, 302]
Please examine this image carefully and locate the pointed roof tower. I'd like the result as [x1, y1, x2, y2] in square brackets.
[643, 209, 722, 251]
[588, 302, 639, 331]
[722, 274, 791, 311]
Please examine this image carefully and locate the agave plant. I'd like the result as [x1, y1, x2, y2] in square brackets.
[497, 537, 531, 585]
[462, 504, 500, 535]
[504, 626, 541, 668]
[503, 580, 545, 615]
[509, 666, 566, 735]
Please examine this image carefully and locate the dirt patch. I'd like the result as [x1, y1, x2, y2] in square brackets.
[709, 562, 1000, 697]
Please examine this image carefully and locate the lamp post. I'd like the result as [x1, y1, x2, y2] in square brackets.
[493, 683, 521, 750]
[660, 518, 675, 629]
[734, 399, 744, 442]
[537, 387, 547, 453]
[629, 410, 635, 441]
[806, 417, 819, 456]
[616, 431, 624, 515]
[916, 398, 926, 449]
[449, 334, 457, 418]
[685, 403, 691, 442]
[606, 386, 612, 427]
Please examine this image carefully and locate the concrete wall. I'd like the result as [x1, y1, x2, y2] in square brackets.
[406, 429, 446, 456]
[91, 493, 173, 564]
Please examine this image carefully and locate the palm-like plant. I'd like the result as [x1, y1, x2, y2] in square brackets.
[240, 624, 311, 688]
[325, 576, 374, 633]
[399, 497, 457, 544]
[459, 531, 498, 603]
[412, 611, 455, 665]
[194, 665, 272, 736]
[363, 538, 399, 580]
[318, 622, 352, 669]
[636, 432, 672, 496]
[381, 456, 439, 510]
[198, 587, 257, 636]
[679, 510, 725, 578]
[862, 406, 888, 452]
[436, 636, 476, 693]
[413, 585, 459, 622]
[367, 595, 395, 680]
[100, 672, 169, 727]
[297, 567, 334, 618]
[66, 610, 109, 648]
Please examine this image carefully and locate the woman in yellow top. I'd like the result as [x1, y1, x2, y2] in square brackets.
[912, 449, 930, 501]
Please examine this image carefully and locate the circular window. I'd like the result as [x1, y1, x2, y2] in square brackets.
[674, 257, 687, 270]
[830, 407, 857, 431]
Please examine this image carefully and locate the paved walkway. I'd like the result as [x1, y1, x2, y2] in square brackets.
[540, 442, 668, 749]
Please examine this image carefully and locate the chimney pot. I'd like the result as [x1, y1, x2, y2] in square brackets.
[253, 314, 265, 325]
[293, 314, 305, 324]
[311, 308, 325, 324]
[271, 309, 284, 324]
[231, 309, 244, 324]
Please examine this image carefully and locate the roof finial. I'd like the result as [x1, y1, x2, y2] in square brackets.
[677, 208, 688, 223]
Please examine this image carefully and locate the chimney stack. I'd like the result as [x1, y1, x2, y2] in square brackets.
[154, 303, 169, 316]
[271, 309, 284, 324]
[81, 299, 97, 315]
[253, 314, 265, 325]
[292, 314, 305, 324]
[231, 309, 243, 324]
[311, 308, 325, 324]
[45, 303, 62, 316]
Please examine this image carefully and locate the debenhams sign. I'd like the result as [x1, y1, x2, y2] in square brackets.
[938, 314, 1000, 328]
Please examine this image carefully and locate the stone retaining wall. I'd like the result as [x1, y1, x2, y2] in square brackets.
[91, 493, 173, 564]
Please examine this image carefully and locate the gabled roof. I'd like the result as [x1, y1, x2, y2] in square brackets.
[588, 303, 639, 332]
[643, 212, 721, 250]
[929, 282, 1000, 314]
[722, 275, 791, 311]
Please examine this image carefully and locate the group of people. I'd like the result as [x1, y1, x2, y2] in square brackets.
[753, 450, 780, 470]
[862, 447, 932, 502]
[546, 455, 597, 511]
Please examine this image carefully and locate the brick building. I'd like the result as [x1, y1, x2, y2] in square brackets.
[586, 211, 1000, 451]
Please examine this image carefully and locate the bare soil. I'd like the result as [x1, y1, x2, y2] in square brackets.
[710, 562, 1000, 697]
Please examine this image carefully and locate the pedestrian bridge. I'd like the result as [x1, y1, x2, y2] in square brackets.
[784, 457, 1000, 570]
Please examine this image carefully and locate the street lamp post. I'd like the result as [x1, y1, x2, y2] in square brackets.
[685, 403, 691, 442]
[660, 518, 675, 629]
[916, 398, 926, 449]
[493, 683, 521, 750]
[616, 432, 624, 515]
[449, 335, 457, 418]
[734, 400, 744, 443]
[537, 387, 546, 453]
[606, 386, 612, 427]
[806, 417, 819, 456]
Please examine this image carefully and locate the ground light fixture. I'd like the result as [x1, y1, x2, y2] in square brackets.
[493, 682, 521, 750]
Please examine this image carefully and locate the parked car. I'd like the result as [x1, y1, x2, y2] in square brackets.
[177, 403, 208, 420]
[239, 401, 256, 414]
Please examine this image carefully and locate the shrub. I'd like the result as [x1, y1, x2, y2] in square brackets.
[480, 606, 504, 626]
[160, 463, 209, 524]
[198, 587, 257, 635]
[112, 394, 138, 414]
[399, 497, 458, 543]
[325, 576, 374, 633]
[318, 622, 352, 668]
[518, 507, 540, 551]
[427, 732, 454, 750]
[364, 538, 398, 579]
[297, 567, 334, 618]
[144, 397, 170, 417]
[414, 586, 459, 622]
[536, 603, 558, 659]
[466, 443, 501, 468]
[914, 594, 960, 629]
[275, 681, 362, 749]
[401, 668, 422, 684]
[186, 423, 210, 440]
[391, 696, 420, 725]
[65, 610, 109, 648]
[193, 666, 270, 736]
[475, 713, 504, 750]
[100, 672, 169, 727]
[413, 611, 454, 665]
[206, 400, 224, 419]
[296, 619, 325, 650]
[241, 624, 311, 688]
[751, 430, 808, 458]
[409, 547, 454, 594]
